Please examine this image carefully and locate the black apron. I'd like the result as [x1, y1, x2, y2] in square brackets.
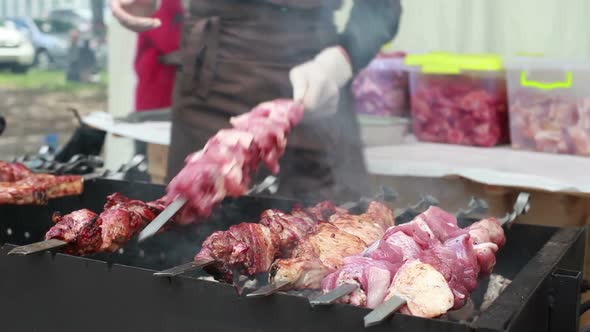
[168, 0, 370, 203]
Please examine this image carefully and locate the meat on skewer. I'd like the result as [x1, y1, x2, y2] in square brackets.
[45, 193, 163, 255]
[166, 100, 305, 225]
[0, 174, 84, 205]
[269, 202, 395, 290]
[321, 208, 505, 317]
[194, 201, 346, 283]
[0, 161, 32, 182]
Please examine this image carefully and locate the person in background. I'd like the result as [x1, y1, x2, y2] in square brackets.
[118, 0, 183, 157]
[112, 0, 402, 203]
[65, 28, 81, 82]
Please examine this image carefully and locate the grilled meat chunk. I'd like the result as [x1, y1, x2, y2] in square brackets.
[46, 209, 99, 243]
[0, 174, 83, 205]
[45, 193, 163, 256]
[270, 202, 394, 289]
[97, 193, 159, 252]
[0, 161, 32, 182]
[194, 201, 341, 282]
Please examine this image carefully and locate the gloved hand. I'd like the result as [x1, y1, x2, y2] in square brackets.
[290, 46, 353, 116]
[111, 0, 161, 32]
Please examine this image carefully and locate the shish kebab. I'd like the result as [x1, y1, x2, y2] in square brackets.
[137, 99, 306, 241]
[154, 193, 410, 280]
[320, 193, 529, 328]
[153, 191, 517, 325]
[0, 174, 84, 205]
[7, 176, 277, 256]
[9, 99, 302, 255]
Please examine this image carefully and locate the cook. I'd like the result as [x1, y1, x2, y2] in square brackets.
[112, 0, 403, 203]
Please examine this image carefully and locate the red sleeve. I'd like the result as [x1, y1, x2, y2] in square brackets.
[144, 7, 182, 54]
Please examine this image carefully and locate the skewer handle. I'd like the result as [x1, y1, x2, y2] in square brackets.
[363, 295, 407, 328]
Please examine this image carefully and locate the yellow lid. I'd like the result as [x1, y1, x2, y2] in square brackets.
[405, 53, 504, 74]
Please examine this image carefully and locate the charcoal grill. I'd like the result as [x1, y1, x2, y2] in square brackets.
[0, 179, 585, 332]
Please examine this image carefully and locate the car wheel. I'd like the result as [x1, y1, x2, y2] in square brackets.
[34, 49, 52, 70]
[10, 64, 29, 74]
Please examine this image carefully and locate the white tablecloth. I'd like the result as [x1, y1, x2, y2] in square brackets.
[365, 141, 590, 194]
[83, 112, 171, 145]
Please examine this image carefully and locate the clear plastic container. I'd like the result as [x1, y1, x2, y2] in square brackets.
[506, 57, 590, 156]
[352, 52, 409, 117]
[405, 53, 509, 147]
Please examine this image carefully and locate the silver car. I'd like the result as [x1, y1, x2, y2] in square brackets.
[0, 20, 34, 73]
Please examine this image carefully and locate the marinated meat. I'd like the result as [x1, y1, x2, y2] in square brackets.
[0, 161, 32, 182]
[0, 174, 83, 205]
[167, 100, 304, 224]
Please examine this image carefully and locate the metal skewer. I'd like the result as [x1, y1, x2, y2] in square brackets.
[364, 295, 407, 328]
[153, 258, 215, 277]
[7, 239, 68, 256]
[499, 192, 530, 227]
[393, 195, 439, 219]
[245, 280, 291, 298]
[309, 283, 359, 307]
[455, 197, 489, 219]
[138, 175, 279, 242]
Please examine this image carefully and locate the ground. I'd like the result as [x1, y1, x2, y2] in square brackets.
[0, 70, 107, 160]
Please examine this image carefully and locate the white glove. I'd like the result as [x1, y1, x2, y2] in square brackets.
[290, 46, 353, 115]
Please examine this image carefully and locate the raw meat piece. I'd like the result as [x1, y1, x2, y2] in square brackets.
[167, 99, 305, 224]
[321, 256, 400, 308]
[352, 54, 409, 117]
[509, 92, 590, 156]
[322, 208, 505, 315]
[411, 74, 508, 147]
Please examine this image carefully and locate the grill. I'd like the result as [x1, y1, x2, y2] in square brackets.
[0, 179, 585, 332]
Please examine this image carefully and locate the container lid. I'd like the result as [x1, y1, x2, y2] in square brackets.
[505, 55, 590, 70]
[404, 53, 504, 74]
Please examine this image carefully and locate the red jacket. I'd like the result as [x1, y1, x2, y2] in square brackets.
[134, 0, 183, 111]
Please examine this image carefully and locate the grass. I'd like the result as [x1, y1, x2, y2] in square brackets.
[0, 69, 107, 92]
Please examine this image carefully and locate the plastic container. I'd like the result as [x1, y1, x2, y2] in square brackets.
[405, 53, 509, 147]
[505, 57, 590, 156]
[352, 52, 409, 117]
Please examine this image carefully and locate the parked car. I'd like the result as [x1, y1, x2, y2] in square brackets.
[0, 20, 35, 73]
[6, 17, 70, 70]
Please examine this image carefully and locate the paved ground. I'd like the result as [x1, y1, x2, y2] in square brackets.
[0, 87, 107, 160]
